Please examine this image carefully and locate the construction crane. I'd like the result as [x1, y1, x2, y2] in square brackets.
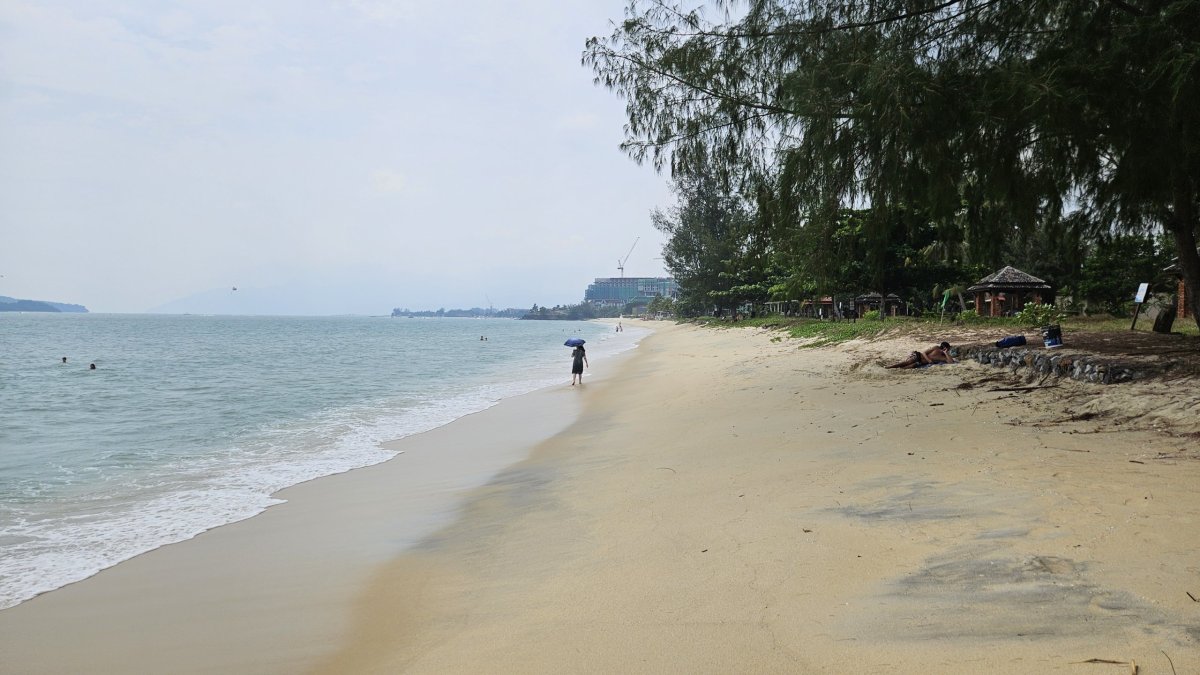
[617, 237, 639, 278]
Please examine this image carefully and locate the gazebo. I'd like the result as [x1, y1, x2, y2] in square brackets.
[968, 266, 1053, 317]
[854, 292, 904, 317]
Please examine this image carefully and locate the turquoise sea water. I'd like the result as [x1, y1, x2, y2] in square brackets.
[0, 314, 643, 609]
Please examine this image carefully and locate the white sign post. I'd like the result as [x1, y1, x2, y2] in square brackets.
[1130, 282, 1150, 330]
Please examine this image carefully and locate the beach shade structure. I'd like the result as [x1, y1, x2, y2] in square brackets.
[854, 292, 904, 317]
[564, 338, 586, 347]
[967, 265, 1053, 317]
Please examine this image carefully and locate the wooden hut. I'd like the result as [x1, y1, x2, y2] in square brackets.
[968, 266, 1053, 317]
[799, 296, 835, 318]
[854, 292, 904, 317]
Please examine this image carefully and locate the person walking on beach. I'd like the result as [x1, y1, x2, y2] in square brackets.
[571, 345, 588, 385]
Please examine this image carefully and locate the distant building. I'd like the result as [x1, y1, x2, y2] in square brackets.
[584, 277, 678, 308]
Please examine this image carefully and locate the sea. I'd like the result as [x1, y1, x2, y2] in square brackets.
[0, 313, 643, 610]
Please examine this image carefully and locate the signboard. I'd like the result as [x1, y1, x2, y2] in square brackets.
[1130, 282, 1150, 330]
[1134, 282, 1149, 303]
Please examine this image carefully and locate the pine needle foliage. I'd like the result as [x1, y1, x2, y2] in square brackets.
[586, 0, 1200, 328]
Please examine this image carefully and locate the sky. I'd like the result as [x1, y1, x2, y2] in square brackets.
[0, 0, 673, 314]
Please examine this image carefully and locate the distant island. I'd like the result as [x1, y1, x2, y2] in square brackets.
[520, 303, 618, 320]
[0, 295, 88, 313]
[392, 307, 526, 319]
[392, 303, 623, 321]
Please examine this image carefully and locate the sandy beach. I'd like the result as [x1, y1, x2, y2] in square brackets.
[2, 321, 1198, 673]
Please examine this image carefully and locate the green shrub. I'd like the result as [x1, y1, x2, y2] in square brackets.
[954, 311, 995, 326]
[784, 319, 887, 347]
[1015, 302, 1065, 327]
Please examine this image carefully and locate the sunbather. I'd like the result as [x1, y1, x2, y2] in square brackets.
[886, 342, 954, 369]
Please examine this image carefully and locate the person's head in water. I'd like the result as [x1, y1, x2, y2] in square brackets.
[89, 363, 96, 370]
[62, 357, 67, 363]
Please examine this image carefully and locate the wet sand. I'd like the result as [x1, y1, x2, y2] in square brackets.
[2, 321, 1197, 674]
[0, 360, 595, 674]
[316, 322, 1199, 674]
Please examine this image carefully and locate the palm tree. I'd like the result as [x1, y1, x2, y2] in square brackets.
[932, 284, 970, 322]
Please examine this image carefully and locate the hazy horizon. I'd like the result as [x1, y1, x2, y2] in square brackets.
[1, 1, 672, 314]
[4, 283, 655, 316]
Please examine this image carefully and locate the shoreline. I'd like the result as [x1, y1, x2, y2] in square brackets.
[0, 315, 636, 613]
[316, 322, 1199, 673]
[0, 319, 642, 674]
[2, 319, 1197, 673]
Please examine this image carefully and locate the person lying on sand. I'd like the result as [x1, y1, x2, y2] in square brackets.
[886, 342, 954, 369]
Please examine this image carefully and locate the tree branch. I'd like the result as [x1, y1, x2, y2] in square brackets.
[1103, 0, 1148, 16]
[607, 50, 801, 116]
[636, 0, 994, 40]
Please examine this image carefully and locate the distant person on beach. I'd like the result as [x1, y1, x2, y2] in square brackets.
[571, 345, 588, 385]
[886, 342, 954, 369]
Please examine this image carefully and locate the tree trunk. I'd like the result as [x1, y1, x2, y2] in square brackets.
[1174, 248, 1200, 331]
[1167, 164, 1200, 330]
[1165, 212, 1200, 332]
[1175, 253, 1200, 332]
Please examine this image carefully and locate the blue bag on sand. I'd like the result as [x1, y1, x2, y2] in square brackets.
[995, 335, 1027, 348]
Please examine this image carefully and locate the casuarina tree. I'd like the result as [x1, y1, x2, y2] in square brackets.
[586, 1, 1200, 328]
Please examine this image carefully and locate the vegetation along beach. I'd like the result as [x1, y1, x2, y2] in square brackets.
[4, 1, 1200, 674]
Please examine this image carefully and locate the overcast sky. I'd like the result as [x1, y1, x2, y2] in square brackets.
[0, 0, 673, 314]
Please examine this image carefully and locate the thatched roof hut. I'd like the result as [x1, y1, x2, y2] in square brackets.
[967, 266, 1053, 317]
[854, 292, 904, 316]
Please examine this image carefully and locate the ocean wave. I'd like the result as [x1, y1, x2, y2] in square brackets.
[0, 317, 645, 609]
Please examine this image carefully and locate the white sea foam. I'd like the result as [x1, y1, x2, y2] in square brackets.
[0, 317, 647, 609]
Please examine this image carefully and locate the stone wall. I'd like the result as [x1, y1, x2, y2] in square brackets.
[960, 345, 1144, 384]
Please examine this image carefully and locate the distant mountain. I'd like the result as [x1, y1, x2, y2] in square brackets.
[0, 295, 89, 313]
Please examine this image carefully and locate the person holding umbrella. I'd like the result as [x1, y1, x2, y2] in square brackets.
[565, 338, 588, 385]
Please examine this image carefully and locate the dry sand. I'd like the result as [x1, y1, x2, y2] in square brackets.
[316, 322, 1199, 674]
[2, 321, 1197, 674]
